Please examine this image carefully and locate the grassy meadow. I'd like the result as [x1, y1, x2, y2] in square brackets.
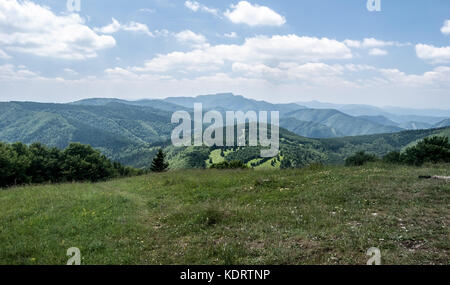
[0, 163, 449, 265]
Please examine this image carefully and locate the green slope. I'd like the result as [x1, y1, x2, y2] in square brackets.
[321, 127, 450, 164]
[398, 121, 433, 130]
[402, 128, 450, 151]
[193, 127, 450, 168]
[280, 117, 341, 138]
[1, 164, 448, 265]
[285, 109, 403, 137]
[434, 119, 450, 128]
[357, 115, 399, 127]
[0, 102, 174, 168]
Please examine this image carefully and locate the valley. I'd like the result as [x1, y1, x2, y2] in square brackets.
[1, 94, 449, 169]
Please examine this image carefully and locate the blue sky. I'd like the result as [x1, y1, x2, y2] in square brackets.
[0, 0, 450, 108]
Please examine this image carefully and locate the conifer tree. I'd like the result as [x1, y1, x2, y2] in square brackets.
[150, 149, 169, 172]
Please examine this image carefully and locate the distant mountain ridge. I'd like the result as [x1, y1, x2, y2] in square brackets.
[297, 100, 450, 125]
[2, 93, 448, 149]
[72, 98, 189, 112]
[279, 117, 340, 138]
[1, 97, 450, 168]
[74, 93, 306, 115]
[164, 93, 306, 116]
[284, 109, 402, 137]
[357, 115, 400, 127]
[298, 100, 450, 117]
[71, 93, 430, 138]
[434, 119, 450, 128]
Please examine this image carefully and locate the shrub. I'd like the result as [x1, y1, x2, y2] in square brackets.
[308, 162, 324, 170]
[383, 151, 402, 164]
[345, 151, 377, 166]
[401, 136, 450, 166]
[210, 160, 248, 169]
[0, 141, 140, 188]
[63, 143, 116, 182]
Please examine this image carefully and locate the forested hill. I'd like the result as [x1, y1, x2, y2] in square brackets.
[72, 94, 413, 138]
[160, 126, 450, 169]
[319, 127, 450, 164]
[284, 108, 403, 137]
[0, 101, 174, 167]
[1, 100, 449, 169]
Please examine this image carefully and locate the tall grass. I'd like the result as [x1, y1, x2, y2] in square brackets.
[0, 163, 448, 265]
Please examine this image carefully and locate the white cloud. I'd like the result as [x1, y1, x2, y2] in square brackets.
[378, 66, 450, 88]
[344, 64, 375, 72]
[131, 34, 352, 73]
[344, 38, 406, 49]
[231, 62, 347, 85]
[175, 30, 209, 48]
[95, 18, 153, 36]
[441, 20, 450, 35]
[362, 38, 396, 48]
[240, 35, 352, 61]
[185, 0, 200, 11]
[224, 32, 238, 38]
[343, 40, 361, 48]
[232, 62, 284, 79]
[105, 67, 140, 78]
[123, 22, 153, 35]
[133, 49, 224, 73]
[63, 68, 78, 75]
[3, 63, 450, 108]
[95, 18, 121, 34]
[0, 0, 115, 60]
[224, 1, 286, 27]
[184, 1, 219, 16]
[416, 44, 450, 63]
[0, 64, 40, 80]
[368, 48, 388, 56]
[0, 49, 11, 59]
[154, 29, 171, 37]
[139, 8, 155, 13]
